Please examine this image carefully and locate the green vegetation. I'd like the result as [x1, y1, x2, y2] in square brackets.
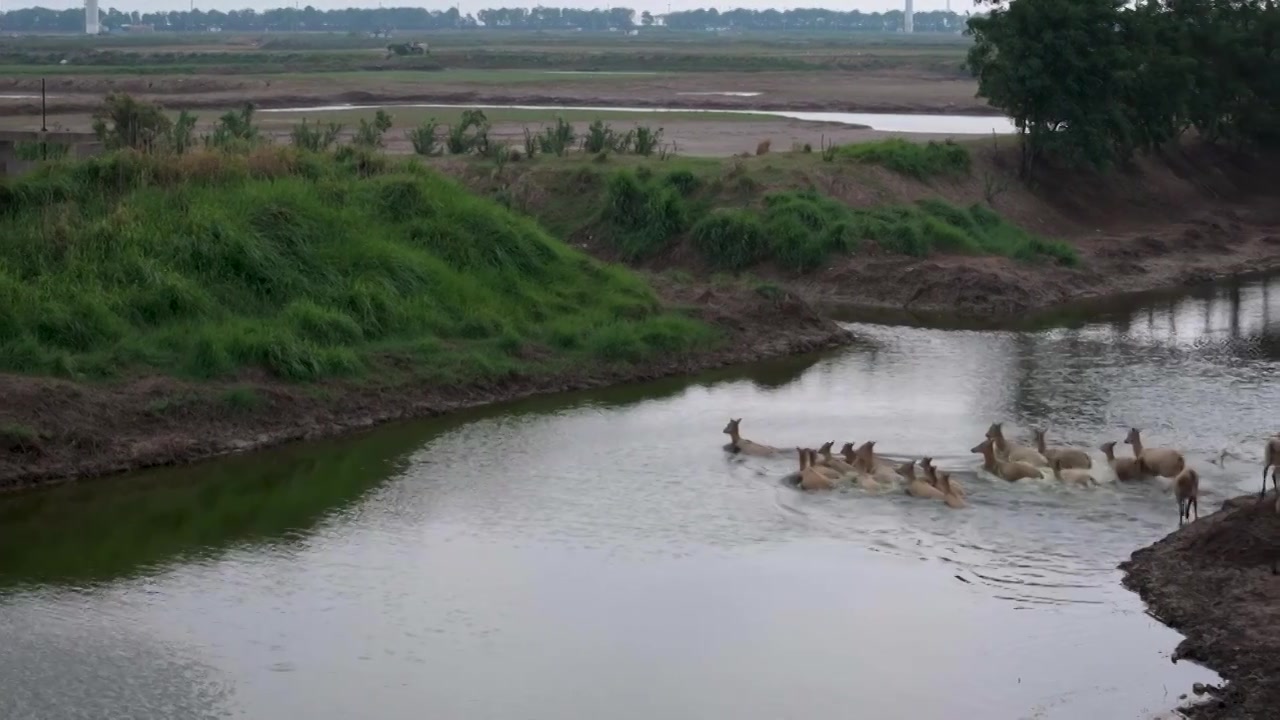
[590, 163, 1075, 271]
[688, 191, 1075, 271]
[837, 138, 971, 180]
[967, 0, 1280, 173]
[0, 142, 718, 382]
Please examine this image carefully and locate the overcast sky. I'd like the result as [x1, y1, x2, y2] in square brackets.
[5, 1, 975, 16]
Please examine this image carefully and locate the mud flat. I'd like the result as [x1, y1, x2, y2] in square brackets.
[0, 69, 992, 118]
[1121, 492, 1280, 719]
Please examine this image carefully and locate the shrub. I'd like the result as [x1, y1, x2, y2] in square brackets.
[353, 110, 394, 149]
[291, 119, 343, 152]
[399, 118, 437, 156]
[91, 92, 173, 151]
[601, 170, 687, 260]
[537, 117, 575, 157]
[838, 139, 972, 179]
[690, 209, 767, 270]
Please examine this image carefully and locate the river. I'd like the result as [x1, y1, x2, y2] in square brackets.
[7, 278, 1280, 719]
[258, 103, 1019, 135]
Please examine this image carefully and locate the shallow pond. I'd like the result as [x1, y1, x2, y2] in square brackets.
[6, 279, 1280, 719]
[259, 102, 1018, 134]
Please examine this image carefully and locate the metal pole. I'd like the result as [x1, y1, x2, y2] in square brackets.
[41, 77, 47, 161]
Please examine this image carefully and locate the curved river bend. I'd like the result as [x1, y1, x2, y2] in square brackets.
[6, 279, 1280, 719]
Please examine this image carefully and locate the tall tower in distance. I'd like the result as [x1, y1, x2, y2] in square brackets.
[904, 0, 914, 33]
[85, 0, 101, 34]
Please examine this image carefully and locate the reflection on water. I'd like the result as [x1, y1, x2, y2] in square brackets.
[6, 278, 1280, 719]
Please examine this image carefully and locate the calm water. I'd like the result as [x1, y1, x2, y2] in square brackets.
[7, 279, 1280, 720]
[259, 103, 1018, 134]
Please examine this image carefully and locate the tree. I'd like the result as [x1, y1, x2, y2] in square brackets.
[966, 0, 1135, 174]
[641, 11, 654, 26]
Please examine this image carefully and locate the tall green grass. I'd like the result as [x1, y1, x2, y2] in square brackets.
[0, 149, 718, 381]
[837, 139, 972, 180]
[600, 169, 693, 260]
[686, 190, 1077, 271]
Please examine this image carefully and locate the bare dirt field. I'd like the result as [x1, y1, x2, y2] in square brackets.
[0, 68, 989, 118]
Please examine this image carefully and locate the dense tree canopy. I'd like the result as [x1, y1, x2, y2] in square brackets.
[967, 0, 1280, 173]
[0, 6, 968, 34]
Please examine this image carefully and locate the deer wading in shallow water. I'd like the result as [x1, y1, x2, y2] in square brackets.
[986, 422, 1049, 467]
[1052, 457, 1097, 487]
[1124, 428, 1185, 479]
[1101, 441, 1146, 481]
[899, 460, 945, 500]
[1175, 466, 1200, 527]
[1261, 434, 1280, 498]
[1033, 428, 1092, 470]
[795, 448, 835, 492]
[722, 418, 779, 457]
[938, 471, 967, 509]
[972, 437, 1042, 482]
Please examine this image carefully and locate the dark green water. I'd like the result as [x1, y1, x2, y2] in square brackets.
[7, 279, 1279, 720]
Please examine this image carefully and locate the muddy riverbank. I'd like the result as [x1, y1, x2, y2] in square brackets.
[1121, 492, 1280, 719]
[0, 69, 995, 118]
[792, 202, 1280, 324]
[0, 282, 851, 491]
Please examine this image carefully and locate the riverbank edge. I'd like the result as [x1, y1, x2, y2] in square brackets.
[0, 283, 853, 492]
[1120, 493, 1280, 720]
[790, 234, 1280, 326]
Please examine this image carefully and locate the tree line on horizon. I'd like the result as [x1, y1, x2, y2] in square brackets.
[0, 6, 967, 34]
[968, 0, 1280, 175]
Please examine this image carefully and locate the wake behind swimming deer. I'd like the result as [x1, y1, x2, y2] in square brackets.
[1175, 466, 1200, 526]
[986, 422, 1049, 466]
[1261, 434, 1280, 498]
[972, 438, 1043, 482]
[1033, 429, 1092, 470]
[1124, 428, 1185, 478]
[722, 418, 779, 457]
[1100, 441, 1145, 481]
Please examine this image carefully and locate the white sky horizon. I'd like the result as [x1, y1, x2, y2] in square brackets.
[2, 2, 978, 17]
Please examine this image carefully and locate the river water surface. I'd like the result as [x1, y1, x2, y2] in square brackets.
[6, 280, 1280, 719]
[259, 103, 1018, 134]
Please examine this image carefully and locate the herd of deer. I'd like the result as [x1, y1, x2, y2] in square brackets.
[717, 418, 1280, 527]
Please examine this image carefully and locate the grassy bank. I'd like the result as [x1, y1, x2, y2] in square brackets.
[0, 147, 720, 383]
[446, 136, 1078, 274]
